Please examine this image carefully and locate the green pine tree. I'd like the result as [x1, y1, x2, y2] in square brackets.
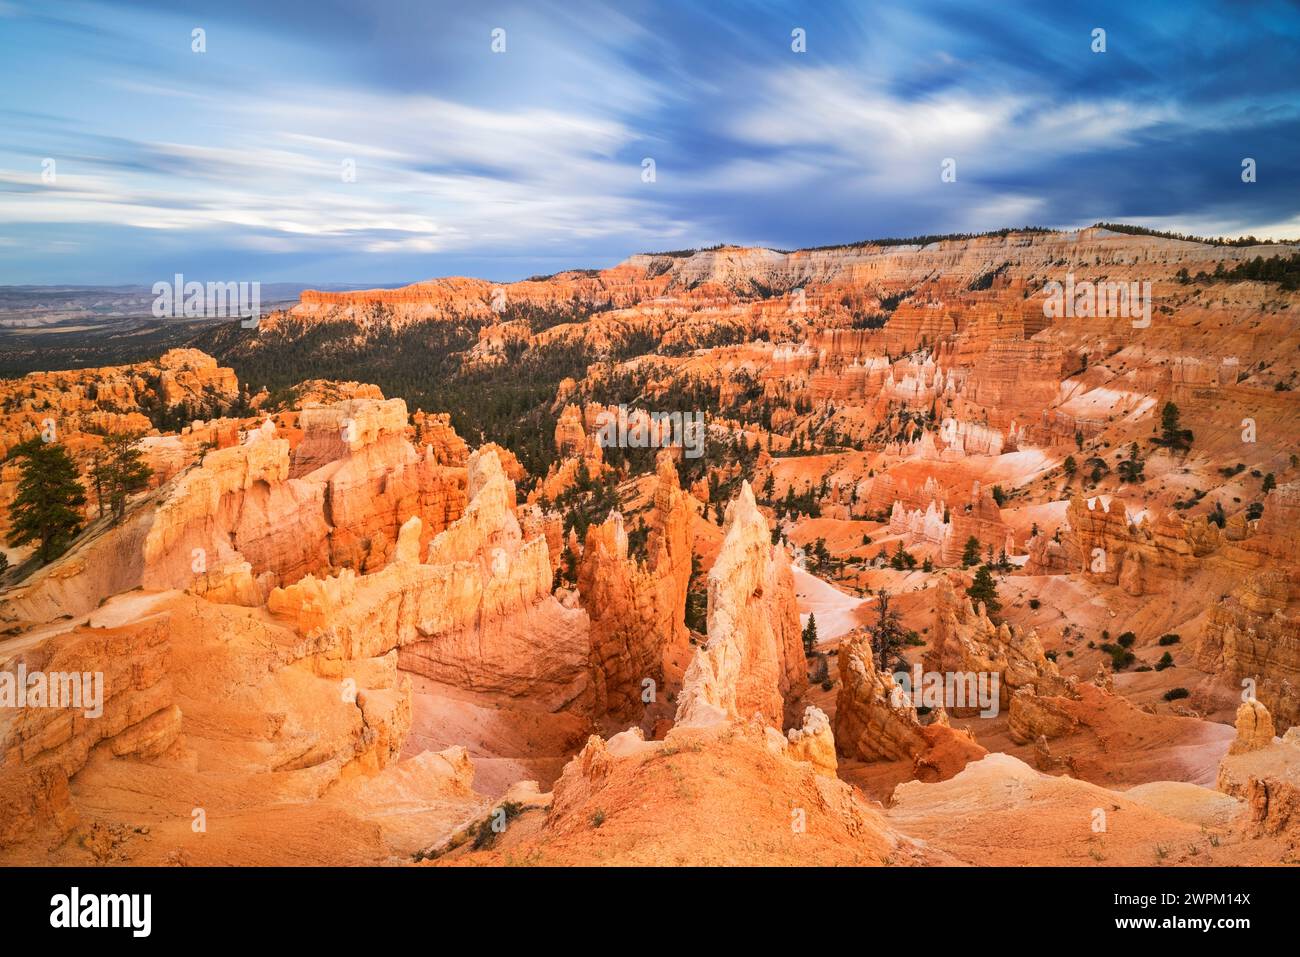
[101, 432, 153, 524]
[7, 439, 87, 564]
[966, 565, 1001, 614]
[801, 613, 818, 656]
[1158, 402, 1193, 451]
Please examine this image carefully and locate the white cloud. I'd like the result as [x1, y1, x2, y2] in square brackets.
[726, 67, 1169, 196]
[0, 80, 684, 256]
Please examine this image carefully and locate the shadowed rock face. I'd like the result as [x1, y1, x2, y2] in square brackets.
[267, 448, 591, 712]
[579, 451, 696, 722]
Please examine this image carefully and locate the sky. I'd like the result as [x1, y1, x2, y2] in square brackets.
[2, 0, 1299, 285]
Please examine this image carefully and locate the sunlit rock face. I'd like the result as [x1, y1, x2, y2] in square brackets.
[674, 482, 805, 729]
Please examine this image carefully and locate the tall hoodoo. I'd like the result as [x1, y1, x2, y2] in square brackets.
[579, 451, 696, 720]
[674, 481, 805, 728]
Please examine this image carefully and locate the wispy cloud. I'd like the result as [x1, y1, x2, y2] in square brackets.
[0, 0, 1297, 283]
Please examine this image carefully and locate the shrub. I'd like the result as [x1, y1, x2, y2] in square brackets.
[1155, 651, 1175, 672]
[1100, 643, 1135, 670]
[472, 801, 523, 850]
[1163, 687, 1191, 702]
[1158, 633, 1181, 646]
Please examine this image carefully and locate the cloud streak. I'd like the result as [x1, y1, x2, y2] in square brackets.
[0, 0, 1297, 283]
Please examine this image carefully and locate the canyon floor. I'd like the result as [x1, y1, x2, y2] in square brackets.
[2, 226, 1300, 866]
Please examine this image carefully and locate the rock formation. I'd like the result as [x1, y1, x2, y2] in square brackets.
[0, 396, 466, 625]
[834, 627, 988, 780]
[673, 483, 805, 728]
[785, 705, 838, 777]
[925, 576, 1069, 710]
[1198, 571, 1300, 730]
[578, 451, 696, 721]
[4, 226, 1300, 867]
[1230, 699, 1277, 754]
[268, 450, 591, 712]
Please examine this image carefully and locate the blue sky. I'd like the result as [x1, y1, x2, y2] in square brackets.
[2, 0, 1299, 284]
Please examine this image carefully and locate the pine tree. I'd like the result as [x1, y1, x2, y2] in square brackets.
[801, 613, 818, 657]
[1118, 442, 1144, 483]
[1158, 402, 1193, 451]
[7, 439, 87, 564]
[966, 565, 1001, 614]
[868, 589, 908, 673]
[961, 535, 981, 567]
[684, 551, 707, 634]
[88, 447, 108, 518]
[890, 543, 907, 570]
[100, 432, 153, 524]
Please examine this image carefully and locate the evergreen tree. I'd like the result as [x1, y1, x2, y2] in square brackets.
[557, 544, 579, 587]
[1158, 402, 1193, 451]
[684, 552, 707, 634]
[961, 535, 981, 567]
[966, 565, 1001, 614]
[1117, 442, 1145, 483]
[890, 542, 906, 570]
[6, 439, 87, 564]
[801, 613, 818, 657]
[88, 448, 108, 518]
[868, 589, 908, 673]
[100, 432, 153, 524]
